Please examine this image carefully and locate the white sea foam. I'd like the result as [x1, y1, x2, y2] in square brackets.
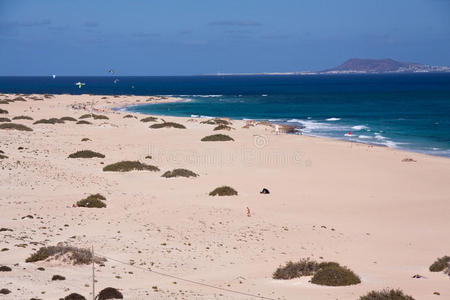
[326, 117, 341, 121]
[352, 125, 368, 130]
[190, 114, 199, 118]
[358, 135, 372, 139]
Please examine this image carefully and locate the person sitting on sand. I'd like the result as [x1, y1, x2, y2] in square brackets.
[260, 188, 270, 194]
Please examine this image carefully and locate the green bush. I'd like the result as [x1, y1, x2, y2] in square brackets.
[429, 256, 450, 272]
[0, 123, 33, 131]
[97, 287, 123, 300]
[162, 168, 198, 178]
[213, 125, 232, 131]
[0, 108, 8, 114]
[0, 117, 11, 122]
[12, 115, 33, 120]
[64, 293, 86, 300]
[359, 289, 415, 300]
[201, 119, 232, 126]
[140, 116, 158, 122]
[77, 194, 106, 208]
[76, 120, 92, 125]
[103, 161, 160, 172]
[273, 259, 320, 279]
[150, 122, 186, 129]
[201, 134, 234, 142]
[60, 116, 77, 122]
[209, 186, 238, 196]
[26, 245, 104, 265]
[311, 264, 360, 286]
[68, 150, 105, 159]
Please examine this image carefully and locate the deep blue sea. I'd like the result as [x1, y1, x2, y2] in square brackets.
[1, 74, 449, 157]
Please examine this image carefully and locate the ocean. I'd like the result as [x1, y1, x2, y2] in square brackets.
[1, 74, 449, 157]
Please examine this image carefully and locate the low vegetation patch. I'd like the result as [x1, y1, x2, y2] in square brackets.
[0, 117, 11, 122]
[140, 116, 158, 122]
[429, 256, 450, 272]
[0, 100, 9, 104]
[79, 114, 92, 119]
[209, 186, 238, 196]
[60, 116, 77, 122]
[123, 114, 136, 119]
[162, 168, 198, 178]
[150, 122, 186, 129]
[12, 115, 33, 120]
[68, 150, 105, 159]
[64, 293, 86, 300]
[33, 118, 64, 125]
[97, 287, 123, 300]
[76, 194, 107, 208]
[201, 134, 234, 142]
[13, 96, 26, 101]
[52, 274, 66, 281]
[0, 154, 8, 159]
[0, 108, 8, 114]
[358, 289, 415, 300]
[201, 118, 232, 126]
[26, 245, 105, 265]
[213, 124, 232, 131]
[79, 113, 109, 120]
[311, 264, 360, 286]
[103, 161, 160, 172]
[81, 138, 90, 142]
[273, 259, 321, 279]
[0, 266, 12, 272]
[0, 289, 10, 295]
[0, 123, 33, 131]
[76, 120, 92, 125]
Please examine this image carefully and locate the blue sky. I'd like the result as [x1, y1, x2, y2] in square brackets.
[0, 0, 449, 75]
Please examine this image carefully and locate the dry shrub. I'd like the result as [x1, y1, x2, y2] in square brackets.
[0, 108, 8, 114]
[79, 114, 92, 119]
[0, 117, 11, 122]
[150, 122, 185, 129]
[81, 138, 90, 142]
[429, 256, 450, 272]
[52, 274, 66, 281]
[97, 287, 123, 300]
[162, 168, 198, 178]
[213, 124, 232, 131]
[201, 119, 232, 126]
[0, 154, 8, 159]
[12, 115, 33, 120]
[60, 116, 77, 122]
[26, 245, 105, 265]
[13, 96, 26, 101]
[201, 134, 234, 141]
[103, 161, 160, 172]
[93, 114, 109, 120]
[123, 114, 136, 119]
[209, 186, 238, 196]
[273, 259, 320, 279]
[358, 289, 415, 300]
[0, 289, 10, 295]
[68, 150, 105, 159]
[33, 118, 64, 125]
[311, 264, 360, 286]
[140, 116, 158, 122]
[64, 293, 86, 300]
[0, 266, 12, 272]
[77, 194, 106, 208]
[0, 123, 33, 131]
[76, 120, 92, 125]
[0, 100, 9, 104]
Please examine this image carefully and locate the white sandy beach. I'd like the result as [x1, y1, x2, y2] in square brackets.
[0, 93, 449, 299]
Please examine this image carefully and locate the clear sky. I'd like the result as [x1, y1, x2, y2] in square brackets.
[1, 0, 449, 75]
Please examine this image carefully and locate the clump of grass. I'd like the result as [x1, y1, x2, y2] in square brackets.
[52, 274, 66, 281]
[0, 108, 8, 114]
[214, 124, 232, 131]
[103, 161, 160, 172]
[12, 115, 33, 120]
[0, 266, 12, 272]
[64, 292, 86, 300]
[81, 138, 90, 142]
[26, 245, 105, 265]
[77, 194, 106, 208]
[273, 259, 320, 279]
[0, 154, 8, 159]
[150, 122, 186, 129]
[201, 119, 232, 126]
[0, 123, 33, 131]
[140, 116, 158, 122]
[0, 117, 11, 122]
[33, 118, 64, 125]
[0, 100, 9, 104]
[13, 96, 26, 101]
[209, 186, 238, 196]
[162, 168, 198, 178]
[68, 150, 105, 159]
[79, 114, 92, 119]
[60, 116, 77, 122]
[97, 287, 123, 300]
[311, 264, 360, 286]
[93, 114, 109, 120]
[44, 94, 54, 98]
[358, 289, 415, 300]
[123, 114, 136, 119]
[0, 289, 11, 295]
[201, 134, 234, 142]
[76, 120, 92, 125]
[429, 256, 450, 272]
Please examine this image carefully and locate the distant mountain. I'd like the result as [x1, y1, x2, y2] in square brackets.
[321, 58, 450, 74]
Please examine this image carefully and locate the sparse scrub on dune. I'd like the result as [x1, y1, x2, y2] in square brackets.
[310, 264, 360, 286]
[103, 160, 160, 172]
[429, 256, 450, 272]
[12, 115, 33, 120]
[0, 100, 9, 104]
[0, 289, 11, 295]
[209, 186, 238, 196]
[213, 124, 232, 131]
[52, 274, 66, 281]
[60, 116, 77, 122]
[273, 259, 321, 279]
[44, 94, 54, 99]
[77, 194, 107, 208]
[123, 114, 136, 119]
[33, 118, 64, 125]
[201, 118, 232, 126]
[0, 123, 33, 131]
[79, 113, 109, 120]
[162, 168, 198, 178]
[76, 120, 92, 125]
[64, 293, 86, 300]
[97, 287, 124, 300]
[0, 154, 8, 159]
[358, 289, 415, 300]
[13, 96, 26, 101]
[79, 114, 92, 119]
[0, 266, 12, 272]
[81, 138, 91, 142]
[140, 116, 158, 122]
[68, 150, 105, 159]
[0, 117, 11, 122]
[26, 245, 105, 265]
[0, 108, 8, 114]
[150, 122, 186, 129]
[201, 134, 234, 142]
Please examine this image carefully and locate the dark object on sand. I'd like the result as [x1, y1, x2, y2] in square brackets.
[77, 194, 107, 208]
[429, 256, 450, 272]
[402, 158, 417, 162]
[0, 123, 33, 131]
[0, 266, 12, 272]
[260, 188, 270, 194]
[76, 120, 92, 125]
[103, 161, 159, 172]
[209, 186, 238, 196]
[358, 289, 415, 300]
[64, 293, 86, 300]
[68, 150, 105, 159]
[162, 168, 198, 178]
[52, 274, 66, 280]
[97, 287, 123, 300]
[0, 108, 8, 114]
[0, 117, 11, 122]
[201, 134, 234, 142]
[0, 289, 11, 295]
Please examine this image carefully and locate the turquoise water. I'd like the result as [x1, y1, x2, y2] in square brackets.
[1, 74, 449, 157]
